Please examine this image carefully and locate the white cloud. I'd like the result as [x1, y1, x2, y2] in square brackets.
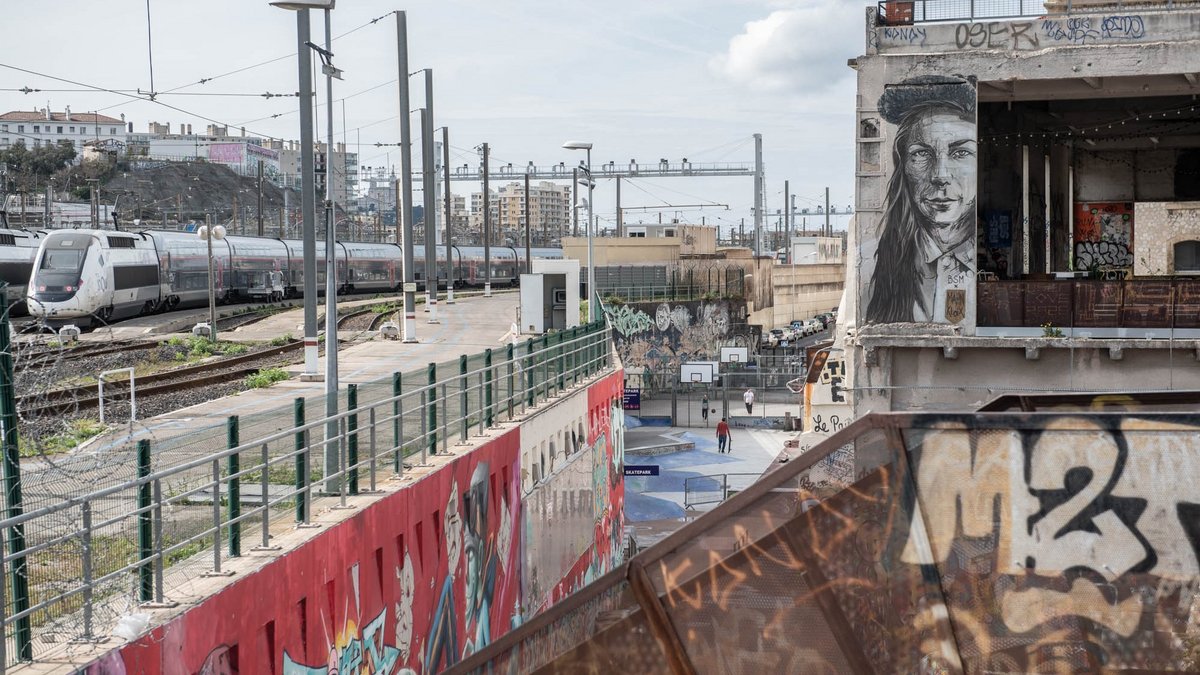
[710, 1, 864, 93]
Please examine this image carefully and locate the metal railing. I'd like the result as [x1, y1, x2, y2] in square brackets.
[875, 0, 1195, 24]
[683, 473, 763, 509]
[978, 278, 1200, 332]
[0, 321, 613, 669]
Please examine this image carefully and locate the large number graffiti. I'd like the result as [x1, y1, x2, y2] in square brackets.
[604, 299, 755, 374]
[864, 76, 977, 326]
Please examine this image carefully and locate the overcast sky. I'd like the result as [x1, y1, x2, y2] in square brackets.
[2, 0, 867, 237]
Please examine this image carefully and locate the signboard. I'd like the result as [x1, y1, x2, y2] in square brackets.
[622, 387, 641, 410]
[624, 465, 659, 477]
[403, 282, 418, 293]
[984, 210, 1012, 248]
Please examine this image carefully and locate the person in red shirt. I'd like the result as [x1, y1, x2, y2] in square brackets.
[716, 418, 730, 453]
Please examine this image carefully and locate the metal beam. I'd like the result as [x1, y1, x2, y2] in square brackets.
[406, 160, 752, 183]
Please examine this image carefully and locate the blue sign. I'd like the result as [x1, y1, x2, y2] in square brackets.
[622, 387, 641, 410]
[624, 465, 659, 477]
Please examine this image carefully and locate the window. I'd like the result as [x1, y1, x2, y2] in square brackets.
[0, 139, 7, 147]
[80, 128, 86, 135]
[69, 126, 75, 133]
[33, 125, 39, 133]
[17, 125, 23, 133]
[1175, 241, 1200, 273]
[0, 125, 6, 132]
[110, 128, 117, 135]
[56, 126, 63, 134]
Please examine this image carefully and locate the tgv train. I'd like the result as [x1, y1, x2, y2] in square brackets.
[26, 227, 562, 325]
[0, 227, 45, 313]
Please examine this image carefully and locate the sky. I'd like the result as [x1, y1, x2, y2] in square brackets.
[1, 0, 868, 238]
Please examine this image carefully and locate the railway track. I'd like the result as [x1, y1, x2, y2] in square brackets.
[16, 341, 160, 371]
[18, 340, 305, 417]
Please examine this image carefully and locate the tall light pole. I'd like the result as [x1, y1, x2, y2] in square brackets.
[441, 126, 454, 305]
[318, 6, 343, 492]
[419, 69, 438, 324]
[562, 141, 594, 322]
[197, 220, 226, 343]
[396, 11, 417, 343]
[270, 0, 329, 378]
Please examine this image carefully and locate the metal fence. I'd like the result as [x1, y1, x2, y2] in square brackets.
[682, 473, 762, 509]
[875, 0, 1191, 24]
[596, 264, 745, 304]
[0, 320, 613, 670]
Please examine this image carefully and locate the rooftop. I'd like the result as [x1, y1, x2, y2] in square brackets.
[0, 110, 124, 124]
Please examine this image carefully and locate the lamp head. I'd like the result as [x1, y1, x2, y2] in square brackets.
[561, 141, 593, 151]
[198, 225, 227, 241]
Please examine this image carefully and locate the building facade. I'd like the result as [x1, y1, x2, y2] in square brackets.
[469, 181, 570, 246]
[845, 1, 1200, 418]
[266, 139, 358, 208]
[0, 108, 128, 152]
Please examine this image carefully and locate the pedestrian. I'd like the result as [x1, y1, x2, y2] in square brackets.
[716, 418, 730, 453]
[701, 393, 710, 423]
[743, 388, 755, 415]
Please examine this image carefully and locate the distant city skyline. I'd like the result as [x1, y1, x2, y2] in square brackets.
[0, 0, 863, 240]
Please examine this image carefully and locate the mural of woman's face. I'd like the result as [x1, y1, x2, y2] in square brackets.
[903, 111, 976, 228]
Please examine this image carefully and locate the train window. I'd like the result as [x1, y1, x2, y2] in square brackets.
[41, 250, 84, 271]
[0, 234, 14, 246]
[107, 236, 136, 248]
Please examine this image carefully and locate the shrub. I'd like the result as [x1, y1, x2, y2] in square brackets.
[244, 368, 290, 389]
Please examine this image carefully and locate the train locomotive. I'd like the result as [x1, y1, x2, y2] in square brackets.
[26, 227, 562, 326]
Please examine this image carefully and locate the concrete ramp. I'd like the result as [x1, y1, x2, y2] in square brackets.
[453, 410, 1200, 674]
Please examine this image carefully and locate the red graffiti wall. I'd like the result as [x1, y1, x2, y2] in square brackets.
[81, 371, 627, 675]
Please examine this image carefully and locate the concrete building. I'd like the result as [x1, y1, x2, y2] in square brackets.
[438, 193, 469, 238]
[128, 122, 281, 180]
[561, 224, 718, 266]
[0, 107, 128, 152]
[789, 236, 844, 265]
[266, 139, 358, 208]
[470, 181, 570, 246]
[845, 0, 1200, 417]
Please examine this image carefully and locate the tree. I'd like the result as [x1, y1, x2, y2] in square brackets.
[0, 141, 77, 192]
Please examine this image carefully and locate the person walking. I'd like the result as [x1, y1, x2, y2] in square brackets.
[701, 393, 710, 423]
[743, 388, 755, 415]
[716, 418, 730, 454]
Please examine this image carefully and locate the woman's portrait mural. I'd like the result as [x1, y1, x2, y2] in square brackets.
[863, 75, 978, 326]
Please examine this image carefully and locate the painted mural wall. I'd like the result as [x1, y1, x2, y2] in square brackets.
[860, 75, 979, 329]
[1073, 201, 1134, 273]
[519, 371, 625, 616]
[80, 374, 626, 675]
[603, 299, 757, 375]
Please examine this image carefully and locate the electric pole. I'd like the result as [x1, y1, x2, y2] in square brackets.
[523, 171, 532, 273]
[481, 142, 491, 296]
[753, 133, 763, 256]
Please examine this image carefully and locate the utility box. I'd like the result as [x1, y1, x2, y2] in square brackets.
[520, 259, 580, 334]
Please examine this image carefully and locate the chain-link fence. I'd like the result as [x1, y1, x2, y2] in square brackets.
[0, 312, 612, 670]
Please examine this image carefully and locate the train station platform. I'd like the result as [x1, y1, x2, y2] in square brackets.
[82, 292, 521, 455]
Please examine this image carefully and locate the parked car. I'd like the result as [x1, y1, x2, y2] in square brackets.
[805, 318, 823, 334]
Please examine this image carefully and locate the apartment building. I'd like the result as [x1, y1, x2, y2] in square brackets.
[0, 107, 128, 152]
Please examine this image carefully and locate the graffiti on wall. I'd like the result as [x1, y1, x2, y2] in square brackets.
[1074, 201, 1134, 271]
[863, 76, 977, 326]
[627, 414, 1200, 673]
[604, 300, 755, 374]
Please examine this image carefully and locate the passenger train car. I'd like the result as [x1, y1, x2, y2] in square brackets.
[0, 227, 44, 312]
[26, 228, 563, 325]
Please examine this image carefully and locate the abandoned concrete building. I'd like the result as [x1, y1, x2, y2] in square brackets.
[843, 0, 1200, 415]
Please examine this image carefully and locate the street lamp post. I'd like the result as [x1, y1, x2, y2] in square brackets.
[198, 221, 226, 344]
[562, 141, 594, 322]
[270, 0, 328, 378]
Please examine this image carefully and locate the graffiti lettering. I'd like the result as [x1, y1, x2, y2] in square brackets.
[282, 607, 400, 675]
[1075, 240, 1133, 269]
[1102, 14, 1145, 39]
[1043, 15, 1144, 44]
[954, 21, 1038, 50]
[604, 304, 654, 337]
[882, 26, 927, 45]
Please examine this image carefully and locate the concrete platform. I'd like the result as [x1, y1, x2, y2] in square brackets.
[47, 292, 522, 458]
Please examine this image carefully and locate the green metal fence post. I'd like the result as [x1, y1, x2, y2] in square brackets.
[427, 362, 438, 456]
[348, 383, 359, 495]
[557, 331, 566, 392]
[459, 354, 469, 442]
[506, 343, 515, 419]
[0, 298, 31, 660]
[137, 438, 153, 603]
[293, 397, 306, 523]
[226, 416, 241, 557]
[392, 372, 401, 472]
[484, 349, 494, 427]
[530, 336, 540, 403]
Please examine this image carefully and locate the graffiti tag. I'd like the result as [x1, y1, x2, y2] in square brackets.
[954, 21, 1039, 50]
[604, 304, 653, 337]
[1043, 15, 1145, 44]
[1075, 240, 1133, 269]
[882, 26, 927, 45]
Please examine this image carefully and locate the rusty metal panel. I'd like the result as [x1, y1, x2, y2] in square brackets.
[1023, 282, 1072, 328]
[1072, 280, 1122, 328]
[978, 281, 1024, 327]
[1121, 281, 1173, 328]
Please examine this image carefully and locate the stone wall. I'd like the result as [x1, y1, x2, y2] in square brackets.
[1134, 201, 1200, 275]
